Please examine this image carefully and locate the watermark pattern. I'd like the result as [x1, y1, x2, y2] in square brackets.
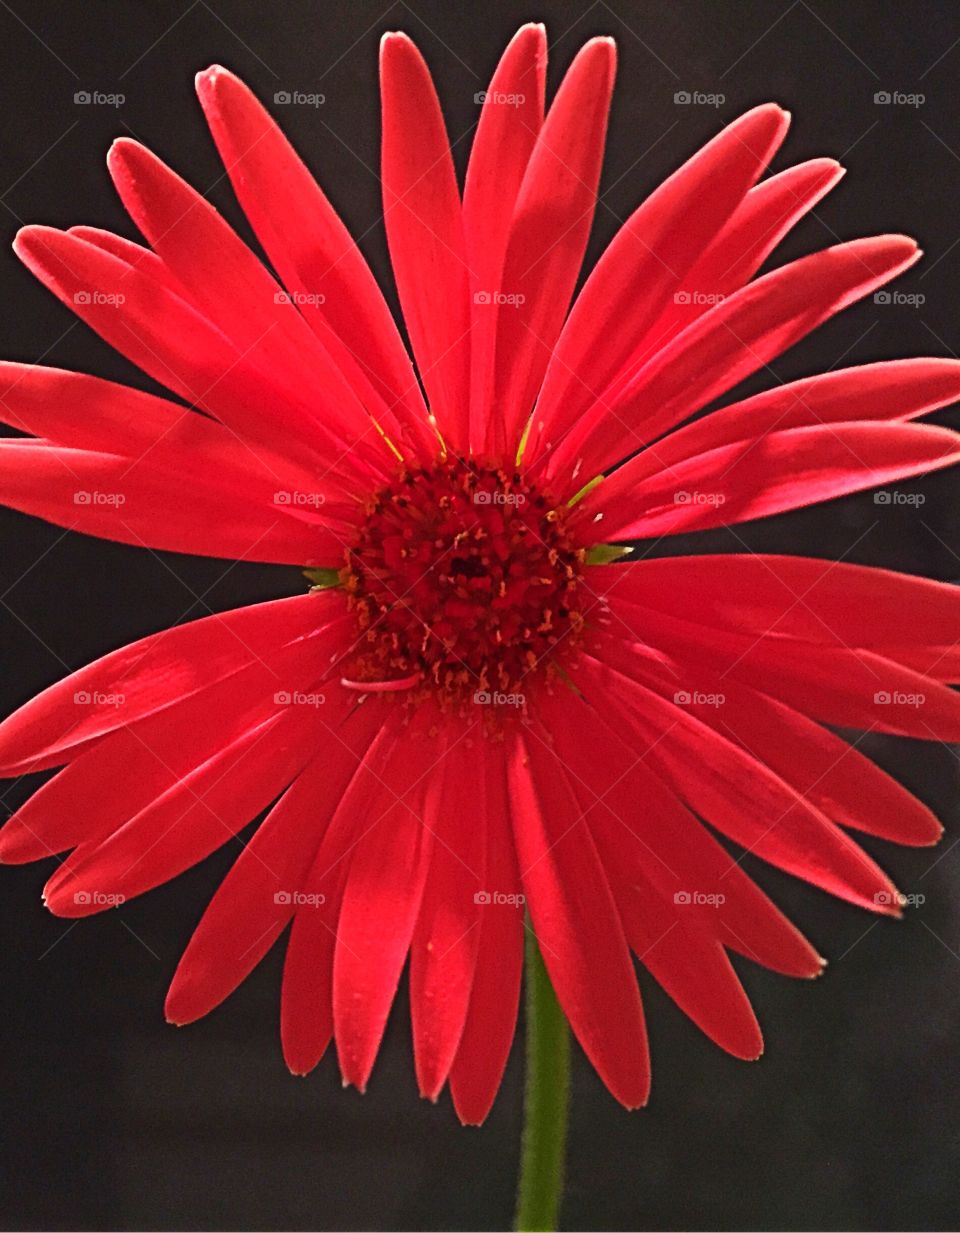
[74, 890, 125, 907]
[474, 891, 526, 905]
[274, 90, 325, 107]
[473, 690, 525, 708]
[874, 290, 925, 306]
[74, 291, 125, 306]
[673, 289, 726, 306]
[274, 290, 326, 307]
[273, 491, 326, 507]
[874, 90, 925, 107]
[474, 490, 526, 506]
[674, 890, 726, 906]
[74, 90, 124, 108]
[673, 690, 725, 707]
[874, 690, 925, 707]
[674, 490, 726, 506]
[274, 690, 326, 707]
[674, 90, 725, 107]
[474, 90, 525, 107]
[875, 890, 926, 908]
[73, 690, 124, 707]
[474, 290, 526, 307]
[74, 491, 125, 506]
[874, 490, 925, 506]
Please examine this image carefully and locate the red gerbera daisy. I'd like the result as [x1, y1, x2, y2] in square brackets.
[1, 24, 959, 1133]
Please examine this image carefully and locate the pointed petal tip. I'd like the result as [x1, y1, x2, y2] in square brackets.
[12, 224, 52, 258]
[106, 136, 139, 169]
[379, 30, 413, 54]
[196, 64, 229, 88]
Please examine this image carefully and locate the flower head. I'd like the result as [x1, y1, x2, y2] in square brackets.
[1, 24, 959, 1124]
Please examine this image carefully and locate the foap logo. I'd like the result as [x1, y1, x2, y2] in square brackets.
[674, 890, 726, 906]
[73, 690, 124, 707]
[874, 290, 925, 306]
[474, 890, 526, 905]
[73, 890, 125, 907]
[273, 90, 326, 107]
[274, 290, 326, 307]
[474, 290, 526, 307]
[473, 489, 526, 506]
[673, 289, 725, 306]
[74, 89, 125, 108]
[874, 90, 925, 108]
[875, 890, 926, 908]
[74, 290, 125, 306]
[874, 490, 925, 506]
[274, 690, 326, 707]
[74, 490, 126, 506]
[473, 90, 526, 108]
[273, 890, 326, 906]
[674, 89, 725, 108]
[273, 490, 326, 507]
[874, 690, 925, 708]
[673, 690, 725, 707]
[674, 490, 726, 506]
[473, 690, 526, 708]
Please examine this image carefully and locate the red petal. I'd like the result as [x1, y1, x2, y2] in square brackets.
[464, 24, 546, 454]
[13, 226, 373, 479]
[281, 721, 402, 1076]
[580, 646, 910, 912]
[380, 34, 470, 450]
[195, 65, 435, 459]
[333, 706, 443, 1091]
[410, 734, 487, 1101]
[0, 594, 333, 778]
[0, 361, 331, 501]
[544, 235, 920, 483]
[449, 752, 523, 1125]
[598, 582, 960, 739]
[582, 422, 960, 539]
[596, 357, 960, 486]
[0, 440, 344, 565]
[642, 158, 844, 351]
[107, 139, 381, 449]
[165, 698, 385, 1025]
[540, 687, 823, 979]
[2, 622, 349, 865]
[616, 888, 763, 1061]
[529, 104, 790, 462]
[509, 723, 650, 1108]
[493, 37, 616, 454]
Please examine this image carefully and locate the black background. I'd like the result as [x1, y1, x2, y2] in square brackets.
[1, 0, 959, 1229]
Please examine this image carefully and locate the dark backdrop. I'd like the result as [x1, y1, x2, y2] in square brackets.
[1, 0, 959, 1229]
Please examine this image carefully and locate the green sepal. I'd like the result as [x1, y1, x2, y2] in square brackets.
[303, 567, 343, 590]
[585, 542, 634, 565]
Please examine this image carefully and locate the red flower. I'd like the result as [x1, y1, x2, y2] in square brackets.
[1, 25, 959, 1125]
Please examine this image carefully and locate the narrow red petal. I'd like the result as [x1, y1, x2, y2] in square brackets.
[380, 34, 471, 450]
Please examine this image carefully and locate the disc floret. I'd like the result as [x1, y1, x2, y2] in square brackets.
[342, 459, 587, 707]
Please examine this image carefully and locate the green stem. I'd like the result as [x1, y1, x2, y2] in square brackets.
[515, 928, 571, 1232]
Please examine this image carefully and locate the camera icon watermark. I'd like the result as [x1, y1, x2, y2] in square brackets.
[674, 89, 725, 108]
[73, 690, 124, 707]
[874, 690, 925, 707]
[273, 90, 325, 108]
[274, 690, 326, 707]
[73, 890, 125, 906]
[874, 90, 925, 108]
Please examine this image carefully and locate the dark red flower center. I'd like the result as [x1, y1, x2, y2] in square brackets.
[341, 458, 587, 705]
